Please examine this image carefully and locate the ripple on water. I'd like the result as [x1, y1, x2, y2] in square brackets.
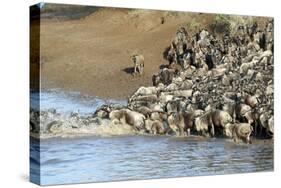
[30, 136, 273, 185]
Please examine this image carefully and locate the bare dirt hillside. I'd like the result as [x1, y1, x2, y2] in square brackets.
[39, 8, 216, 99]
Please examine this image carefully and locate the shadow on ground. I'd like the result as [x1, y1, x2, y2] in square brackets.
[122, 67, 135, 74]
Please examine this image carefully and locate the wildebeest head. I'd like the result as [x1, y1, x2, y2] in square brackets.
[131, 55, 137, 63]
[224, 123, 235, 138]
[152, 74, 161, 86]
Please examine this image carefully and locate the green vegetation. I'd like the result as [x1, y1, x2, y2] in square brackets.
[210, 14, 231, 34]
[186, 18, 202, 33]
[40, 3, 100, 20]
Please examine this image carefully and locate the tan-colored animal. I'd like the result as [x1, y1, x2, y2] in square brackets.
[196, 62, 209, 76]
[194, 111, 213, 137]
[211, 110, 233, 135]
[165, 83, 179, 91]
[144, 118, 167, 135]
[148, 103, 164, 112]
[182, 111, 200, 135]
[109, 109, 145, 130]
[224, 123, 253, 144]
[194, 110, 232, 137]
[235, 103, 254, 124]
[129, 94, 159, 104]
[159, 93, 174, 104]
[131, 86, 158, 98]
[134, 106, 153, 118]
[239, 58, 258, 74]
[172, 77, 184, 86]
[109, 109, 126, 123]
[266, 85, 273, 96]
[244, 95, 259, 108]
[168, 112, 185, 136]
[131, 54, 144, 76]
[209, 67, 228, 78]
[180, 66, 196, 78]
[166, 100, 181, 114]
[180, 79, 193, 90]
[168, 111, 198, 136]
[172, 89, 193, 98]
[150, 111, 167, 121]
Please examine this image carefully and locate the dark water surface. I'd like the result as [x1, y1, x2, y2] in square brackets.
[30, 136, 273, 185]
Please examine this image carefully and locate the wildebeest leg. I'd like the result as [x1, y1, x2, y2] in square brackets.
[175, 125, 181, 136]
[178, 125, 184, 136]
[233, 110, 236, 123]
[187, 128, 191, 136]
[233, 137, 238, 143]
[152, 127, 157, 135]
[247, 133, 252, 144]
[258, 122, 263, 138]
[253, 121, 258, 137]
[232, 131, 239, 143]
[203, 131, 210, 137]
[210, 122, 215, 137]
[133, 65, 137, 76]
[139, 66, 143, 76]
[136, 66, 139, 76]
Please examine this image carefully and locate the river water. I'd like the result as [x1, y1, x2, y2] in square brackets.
[30, 90, 274, 185]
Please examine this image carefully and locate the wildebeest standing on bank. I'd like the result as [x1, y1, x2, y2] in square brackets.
[131, 54, 144, 76]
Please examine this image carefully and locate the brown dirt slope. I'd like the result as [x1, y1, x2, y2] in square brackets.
[39, 8, 216, 99]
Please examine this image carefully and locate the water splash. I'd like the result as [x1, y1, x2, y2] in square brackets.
[30, 90, 130, 138]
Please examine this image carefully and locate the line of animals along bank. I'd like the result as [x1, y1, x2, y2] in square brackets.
[31, 18, 274, 144]
[117, 18, 273, 144]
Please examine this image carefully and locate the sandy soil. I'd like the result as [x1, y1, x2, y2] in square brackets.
[35, 8, 216, 100]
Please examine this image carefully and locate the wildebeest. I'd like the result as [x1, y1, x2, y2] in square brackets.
[165, 83, 179, 91]
[205, 49, 215, 70]
[134, 106, 153, 118]
[172, 89, 193, 98]
[131, 54, 144, 76]
[194, 109, 232, 137]
[259, 111, 274, 137]
[166, 100, 181, 114]
[168, 110, 201, 136]
[129, 94, 159, 104]
[224, 123, 253, 144]
[235, 103, 254, 124]
[109, 109, 145, 130]
[150, 111, 167, 121]
[94, 104, 113, 118]
[244, 94, 259, 108]
[145, 119, 168, 135]
[211, 110, 233, 136]
[194, 110, 214, 137]
[180, 79, 193, 90]
[182, 111, 204, 135]
[152, 68, 176, 86]
[220, 100, 236, 120]
[159, 93, 174, 104]
[168, 112, 185, 136]
[130, 86, 158, 98]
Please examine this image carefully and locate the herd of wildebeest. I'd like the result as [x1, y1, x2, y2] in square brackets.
[31, 18, 274, 144]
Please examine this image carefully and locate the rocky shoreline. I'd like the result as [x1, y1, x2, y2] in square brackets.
[30, 17, 274, 144]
